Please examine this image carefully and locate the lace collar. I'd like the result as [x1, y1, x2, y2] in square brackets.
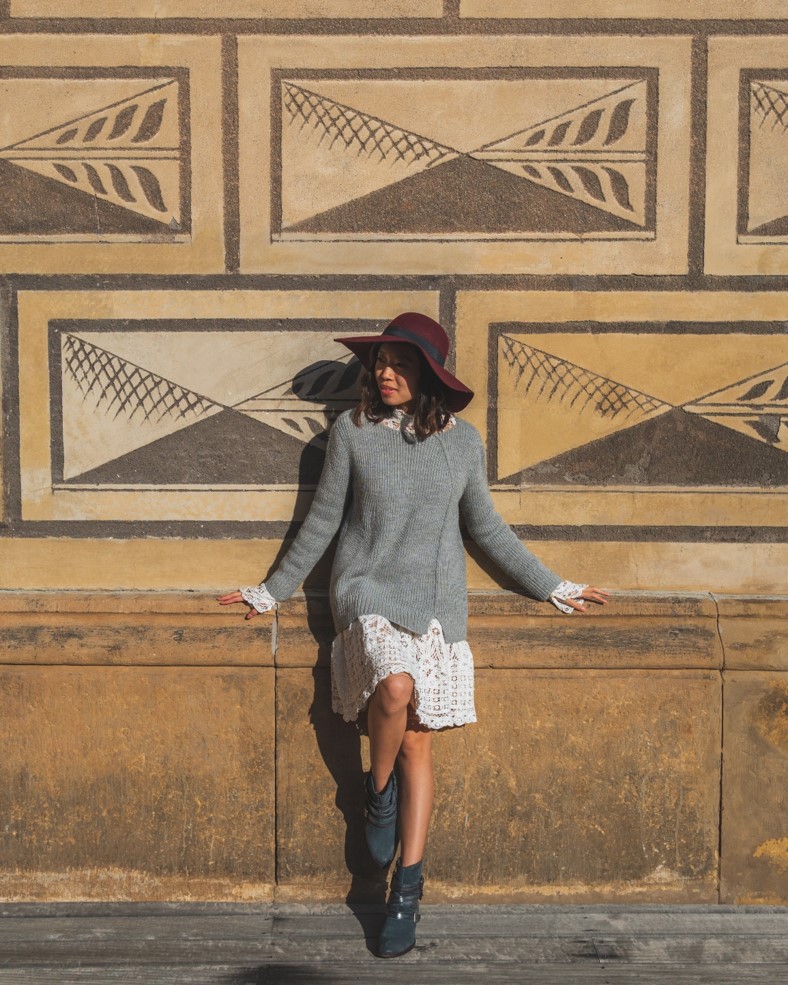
[379, 407, 456, 443]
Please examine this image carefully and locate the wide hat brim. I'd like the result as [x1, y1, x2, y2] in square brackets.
[335, 327, 474, 413]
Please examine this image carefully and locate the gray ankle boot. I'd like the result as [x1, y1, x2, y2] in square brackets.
[364, 771, 397, 868]
[375, 858, 424, 958]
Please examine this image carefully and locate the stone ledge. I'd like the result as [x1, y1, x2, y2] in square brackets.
[0, 591, 247, 615]
[0, 591, 274, 666]
[0, 589, 738, 616]
[275, 591, 726, 670]
[0, 591, 784, 670]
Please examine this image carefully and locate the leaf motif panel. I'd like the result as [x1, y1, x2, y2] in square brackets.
[276, 73, 657, 240]
[706, 37, 788, 275]
[241, 35, 691, 275]
[0, 76, 187, 234]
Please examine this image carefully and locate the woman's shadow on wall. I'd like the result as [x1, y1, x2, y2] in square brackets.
[264, 360, 388, 913]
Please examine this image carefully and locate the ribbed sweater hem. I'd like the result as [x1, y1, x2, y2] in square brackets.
[333, 602, 466, 646]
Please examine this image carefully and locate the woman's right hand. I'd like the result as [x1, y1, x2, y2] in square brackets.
[217, 591, 261, 620]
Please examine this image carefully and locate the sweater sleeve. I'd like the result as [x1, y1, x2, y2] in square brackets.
[459, 433, 562, 602]
[264, 413, 352, 603]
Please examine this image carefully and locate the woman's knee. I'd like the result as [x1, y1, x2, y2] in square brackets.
[399, 728, 433, 763]
[374, 673, 414, 714]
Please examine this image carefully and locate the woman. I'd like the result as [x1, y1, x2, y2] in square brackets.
[219, 312, 609, 958]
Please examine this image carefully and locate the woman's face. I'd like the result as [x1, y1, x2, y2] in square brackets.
[374, 342, 421, 413]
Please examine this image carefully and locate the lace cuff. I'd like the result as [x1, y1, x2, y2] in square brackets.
[549, 579, 588, 615]
[240, 583, 277, 614]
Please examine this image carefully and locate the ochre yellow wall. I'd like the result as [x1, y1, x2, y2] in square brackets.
[0, 6, 785, 903]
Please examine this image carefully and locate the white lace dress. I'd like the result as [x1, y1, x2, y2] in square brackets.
[331, 613, 477, 731]
[242, 410, 587, 732]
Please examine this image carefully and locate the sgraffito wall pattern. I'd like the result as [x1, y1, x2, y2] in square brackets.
[0, 7, 786, 905]
[238, 35, 690, 278]
[0, 22, 784, 586]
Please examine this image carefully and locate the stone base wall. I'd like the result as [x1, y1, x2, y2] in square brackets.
[1, 590, 784, 905]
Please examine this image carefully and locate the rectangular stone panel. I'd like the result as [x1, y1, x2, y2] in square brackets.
[456, 290, 788, 534]
[461, 0, 788, 16]
[707, 36, 788, 275]
[429, 669, 721, 901]
[0, 666, 275, 901]
[721, 671, 788, 904]
[717, 596, 788, 671]
[12, 0, 442, 15]
[276, 667, 721, 901]
[12, 288, 439, 526]
[0, 36, 223, 274]
[239, 34, 691, 275]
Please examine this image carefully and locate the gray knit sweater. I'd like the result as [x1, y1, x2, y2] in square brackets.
[265, 410, 562, 644]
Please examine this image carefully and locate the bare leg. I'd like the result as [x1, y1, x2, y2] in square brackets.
[397, 728, 434, 866]
[366, 673, 414, 793]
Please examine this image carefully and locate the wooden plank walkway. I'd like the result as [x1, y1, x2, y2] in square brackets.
[1, 903, 787, 984]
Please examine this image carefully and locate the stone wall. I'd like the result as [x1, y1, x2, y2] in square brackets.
[0, 5, 785, 902]
[0, 591, 786, 903]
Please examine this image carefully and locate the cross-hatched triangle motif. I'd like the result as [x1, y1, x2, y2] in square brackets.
[496, 334, 672, 480]
[752, 81, 788, 132]
[63, 333, 216, 426]
[0, 80, 183, 227]
[501, 335, 668, 421]
[280, 82, 458, 230]
[60, 333, 222, 482]
[284, 82, 454, 168]
[744, 78, 788, 237]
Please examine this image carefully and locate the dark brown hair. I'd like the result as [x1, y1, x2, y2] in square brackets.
[351, 343, 452, 439]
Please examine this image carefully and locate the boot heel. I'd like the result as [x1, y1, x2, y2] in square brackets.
[375, 858, 424, 958]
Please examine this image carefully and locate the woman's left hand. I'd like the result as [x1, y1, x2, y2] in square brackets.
[217, 590, 261, 620]
[563, 586, 611, 614]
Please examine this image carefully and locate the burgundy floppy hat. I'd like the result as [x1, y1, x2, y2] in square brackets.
[335, 312, 474, 412]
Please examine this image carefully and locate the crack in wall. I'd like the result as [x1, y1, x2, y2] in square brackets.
[711, 591, 726, 905]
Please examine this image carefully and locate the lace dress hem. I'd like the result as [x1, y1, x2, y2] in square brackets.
[330, 614, 477, 732]
[330, 662, 478, 732]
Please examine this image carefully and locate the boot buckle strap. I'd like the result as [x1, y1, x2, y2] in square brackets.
[386, 908, 420, 923]
[388, 886, 422, 906]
